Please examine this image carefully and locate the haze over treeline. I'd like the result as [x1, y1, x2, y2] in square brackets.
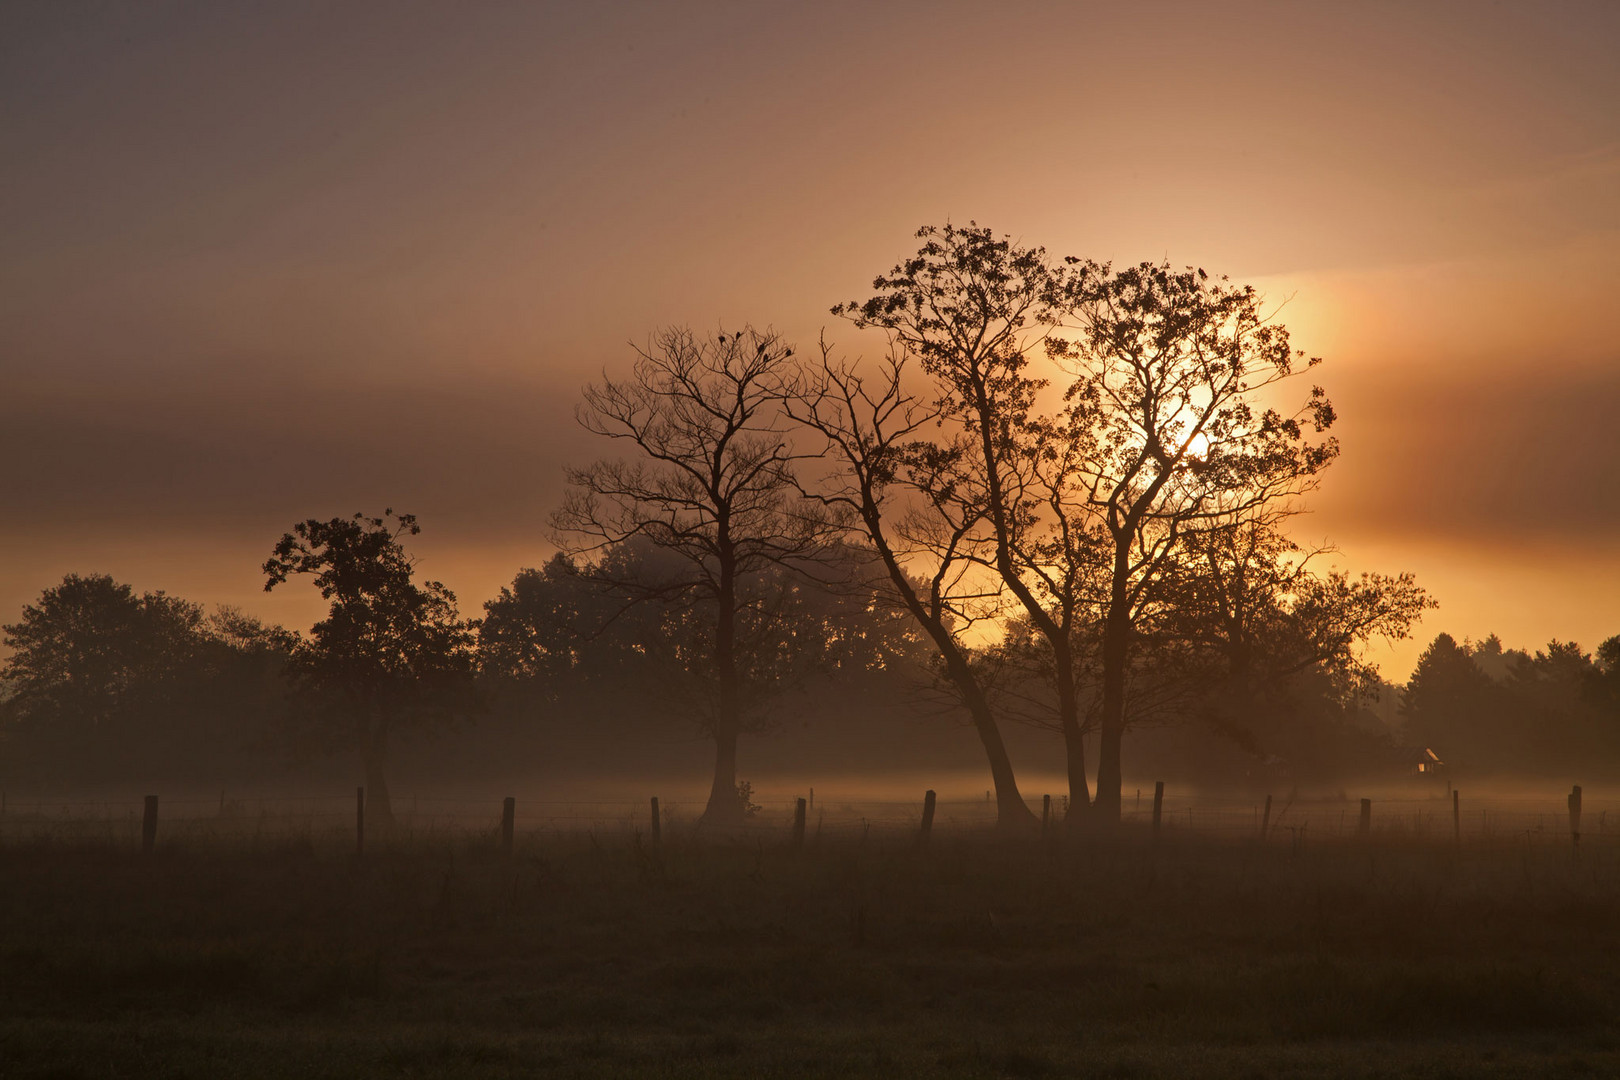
[4, 225, 1617, 826]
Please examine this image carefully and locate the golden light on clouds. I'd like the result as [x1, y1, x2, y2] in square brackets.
[2, 1, 1617, 677]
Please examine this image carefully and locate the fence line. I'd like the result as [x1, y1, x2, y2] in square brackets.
[0, 783, 1613, 850]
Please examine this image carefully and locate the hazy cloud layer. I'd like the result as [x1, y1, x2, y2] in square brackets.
[4, 1, 1618, 675]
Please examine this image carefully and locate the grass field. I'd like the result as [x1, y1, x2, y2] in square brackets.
[3, 814, 1619, 1078]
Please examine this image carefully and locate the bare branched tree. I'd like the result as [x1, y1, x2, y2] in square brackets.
[830, 223, 1095, 823]
[782, 338, 1038, 828]
[552, 325, 826, 825]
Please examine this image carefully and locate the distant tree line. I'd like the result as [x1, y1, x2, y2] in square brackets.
[15, 224, 1602, 824]
[1401, 632, 1620, 777]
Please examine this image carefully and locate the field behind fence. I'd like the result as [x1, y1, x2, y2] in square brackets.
[1, 780, 1614, 853]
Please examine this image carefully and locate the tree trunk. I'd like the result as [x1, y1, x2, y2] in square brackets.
[702, 721, 741, 825]
[362, 717, 394, 829]
[858, 504, 1034, 830]
[971, 706, 1037, 830]
[700, 546, 744, 826]
[1055, 655, 1091, 829]
[945, 653, 1038, 830]
[1094, 606, 1129, 825]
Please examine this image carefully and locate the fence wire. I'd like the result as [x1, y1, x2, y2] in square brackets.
[0, 784, 1612, 850]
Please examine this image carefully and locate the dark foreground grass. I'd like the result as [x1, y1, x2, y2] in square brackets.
[3, 826, 1619, 1078]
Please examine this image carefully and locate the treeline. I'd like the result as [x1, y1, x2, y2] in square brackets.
[0, 549, 938, 797]
[4, 567, 1613, 802]
[1402, 632, 1620, 778]
[14, 223, 1603, 825]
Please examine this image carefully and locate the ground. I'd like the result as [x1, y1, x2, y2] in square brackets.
[2, 823, 1618, 1078]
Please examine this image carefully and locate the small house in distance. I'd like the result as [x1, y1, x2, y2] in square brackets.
[1395, 746, 1446, 777]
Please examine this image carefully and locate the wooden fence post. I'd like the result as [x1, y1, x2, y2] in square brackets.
[141, 795, 158, 854]
[650, 796, 661, 848]
[501, 796, 515, 857]
[1359, 798, 1371, 838]
[1041, 794, 1051, 839]
[1151, 781, 1164, 840]
[793, 797, 807, 848]
[1260, 794, 1272, 841]
[920, 789, 936, 846]
[1452, 789, 1460, 845]
[808, 787, 814, 814]
[355, 786, 365, 858]
[1569, 785, 1583, 852]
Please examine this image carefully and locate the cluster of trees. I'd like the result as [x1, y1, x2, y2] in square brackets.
[545, 225, 1433, 825]
[1403, 632, 1620, 777]
[0, 574, 291, 784]
[1, 223, 1506, 827]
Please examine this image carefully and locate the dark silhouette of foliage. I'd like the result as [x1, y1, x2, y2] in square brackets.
[1, 574, 293, 783]
[264, 511, 476, 825]
[1402, 631, 1616, 775]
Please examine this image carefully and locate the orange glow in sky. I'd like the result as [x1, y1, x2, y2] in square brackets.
[2, 1, 1617, 678]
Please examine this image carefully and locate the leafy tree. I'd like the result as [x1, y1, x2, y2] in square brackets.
[1591, 635, 1620, 724]
[264, 511, 476, 825]
[2, 574, 203, 731]
[1051, 260, 1340, 821]
[1, 576, 295, 783]
[478, 554, 610, 686]
[1172, 520, 1433, 747]
[552, 327, 828, 825]
[1503, 639, 1603, 773]
[1401, 633, 1501, 761]
[475, 538, 933, 785]
[1, 574, 206, 778]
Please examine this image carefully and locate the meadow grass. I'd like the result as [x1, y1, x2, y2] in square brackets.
[2, 821, 1618, 1078]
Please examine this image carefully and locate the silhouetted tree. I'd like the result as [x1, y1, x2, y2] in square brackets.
[1051, 261, 1339, 822]
[1168, 519, 1431, 761]
[829, 223, 1091, 824]
[785, 342, 1039, 827]
[1591, 635, 1620, 724]
[478, 554, 610, 686]
[552, 327, 827, 825]
[2, 574, 202, 731]
[1, 574, 204, 779]
[1, 575, 294, 783]
[475, 538, 933, 780]
[1401, 633, 1503, 764]
[264, 511, 476, 825]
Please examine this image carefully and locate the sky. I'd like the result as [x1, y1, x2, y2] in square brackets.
[3, 0, 1617, 679]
